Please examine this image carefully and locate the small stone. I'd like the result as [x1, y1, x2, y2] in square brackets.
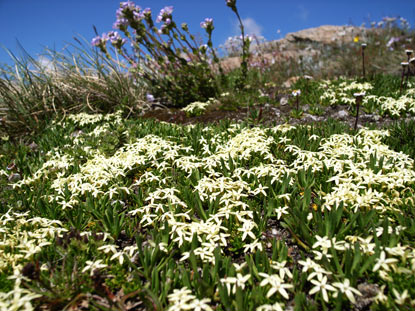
[283, 76, 301, 88]
[271, 228, 278, 235]
[303, 113, 321, 122]
[70, 130, 83, 138]
[354, 283, 379, 310]
[280, 96, 289, 106]
[8, 173, 21, 182]
[7, 162, 15, 170]
[272, 108, 281, 118]
[373, 115, 381, 121]
[28, 142, 38, 151]
[336, 110, 349, 120]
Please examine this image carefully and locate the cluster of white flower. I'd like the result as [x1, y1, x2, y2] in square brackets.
[64, 110, 123, 126]
[0, 279, 42, 311]
[0, 210, 66, 272]
[0, 210, 66, 310]
[319, 80, 373, 106]
[319, 80, 415, 117]
[167, 287, 213, 311]
[181, 100, 213, 116]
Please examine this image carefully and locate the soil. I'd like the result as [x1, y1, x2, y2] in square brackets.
[140, 101, 415, 129]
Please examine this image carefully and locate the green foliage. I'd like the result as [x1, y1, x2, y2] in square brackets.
[1, 112, 415, 310]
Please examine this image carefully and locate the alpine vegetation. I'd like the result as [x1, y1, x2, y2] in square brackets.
[0, 0, 415, 310]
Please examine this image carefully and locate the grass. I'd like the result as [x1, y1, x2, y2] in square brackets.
[0, 14, 415, 311]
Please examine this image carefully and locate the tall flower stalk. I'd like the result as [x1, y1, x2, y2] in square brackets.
[361, 43, 367, 79]
[353, 92, 365, 130]
[226, 0, 249, 89]
[400, 62, 409, 93]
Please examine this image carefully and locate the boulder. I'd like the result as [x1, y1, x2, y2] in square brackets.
[284, 25, 364, 44]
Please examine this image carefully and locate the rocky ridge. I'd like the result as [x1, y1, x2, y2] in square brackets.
[221, 25, 372, 71]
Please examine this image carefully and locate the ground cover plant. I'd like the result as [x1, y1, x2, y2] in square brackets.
[1, 109, 415, 310]
[1, 1, 415, 310]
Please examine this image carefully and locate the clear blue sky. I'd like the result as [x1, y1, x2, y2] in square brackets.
[0, 0, 414, 66]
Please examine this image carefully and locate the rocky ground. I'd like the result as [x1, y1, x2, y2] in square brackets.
[140, 99, 415, 129]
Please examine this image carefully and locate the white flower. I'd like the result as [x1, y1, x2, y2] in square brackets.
[243, 239, 263, 253]
[259, 273, 293, 299]
[238, 219, 257, 241]
[309, 274, 337, 302]
[332, 278, 361, 303]
[298, 257, 318, 273]
[220, 273, 251, 294]
[372, 251, 398, 272]
[312, 235, 332, 251]
[185, 298, 213, 311]
[168, 287, 195, 305]
[233, 262, 247, 272]
[270, 260, 293, 279]
[392, 288, 408, 305]
[256, 302, 284, 311]
[98, 244, 119, 254]
[110, 251, 125, 265]
[374, 285, 388, 304]
[82, 260, 107, 276]
[275, 206, 289, 220]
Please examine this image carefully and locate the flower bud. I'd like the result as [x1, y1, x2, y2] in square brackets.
[226, 0, 237, 9]
[181, 23, 189, 32]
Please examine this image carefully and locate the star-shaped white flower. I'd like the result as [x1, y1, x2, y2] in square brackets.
[332, 278, 361, 303]
[309, 275, 337, 302]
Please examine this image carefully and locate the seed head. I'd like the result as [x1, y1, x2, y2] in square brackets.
[226, 0, 237, 8]
[353, 92, 366, 99]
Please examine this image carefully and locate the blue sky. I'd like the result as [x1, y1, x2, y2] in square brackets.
[0, 0, 414, 66]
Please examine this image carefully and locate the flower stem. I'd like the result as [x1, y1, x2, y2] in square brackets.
[354, 98, 361, 131]
[233, 9, 248, 89]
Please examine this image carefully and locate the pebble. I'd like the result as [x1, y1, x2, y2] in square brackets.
[28, 142, 38, 151]
[336, 110, 349, 120]
[8, 173, 21, 182]
[280, 96, 289, 106]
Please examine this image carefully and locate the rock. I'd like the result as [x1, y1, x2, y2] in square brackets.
[70, 130, 83, 138]
[7, 162, 15, 171]
[335, 110, 349, 120]
[280, 96, 289, 106]
[219, 25, 375, 71]
[354, 283, 379, 310]
[28, 142, 38, 151]
[8, 173, 21, 182]
[272, 109, 281, 118]
[373, 115, 382, 121]
[283, 76, 301, 88]
[303, 113, 322, 122]
[285, 25, 365, 45]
